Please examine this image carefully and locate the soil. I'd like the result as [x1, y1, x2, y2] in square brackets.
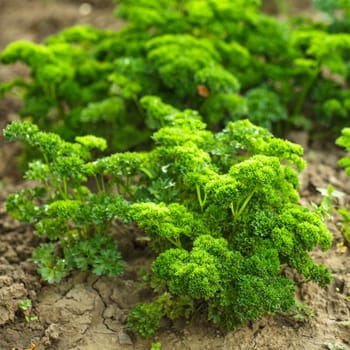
[0, 1, 349, 350]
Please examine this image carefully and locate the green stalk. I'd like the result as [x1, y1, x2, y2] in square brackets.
[230, 190, 255, 219]
[196, 184, 207, 211]
[94, 175, 102, 193]
[62, 177, 69, 198]
[237, 190, 255, 217]
[167, 236, 182, 249]
[293, 63, 321, 118]
[51, 174, 67, 200]
[116, 180, 133, 197]
[43, 155, 67, 199]
[100, 174, 106, 193]
[230, 202, 236, 218]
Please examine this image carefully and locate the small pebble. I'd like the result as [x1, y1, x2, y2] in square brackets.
[45, 323, 61, 341]
[118, 331, 133, 345]
[79, 3, 92, 16]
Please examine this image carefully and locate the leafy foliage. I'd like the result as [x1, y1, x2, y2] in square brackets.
[124, 0, 350, 138]
[126, 97, 332, 336]
[1, 0, 341, 336]
[3, 120, 136, 282]
[4, 96, 331, 337]
[4, 97, 332, 332]
[312, 0, 350, 31]
[336, 127, 350, 245]
[3, 0, 350, 153]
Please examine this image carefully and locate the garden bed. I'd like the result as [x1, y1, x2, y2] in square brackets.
[0, 1, 349, 349]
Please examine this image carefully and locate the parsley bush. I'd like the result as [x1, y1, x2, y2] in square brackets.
[3, 0, 350, 152]
[127, 97, 332, 336]
[336, 127, 350, 245]
[3, 121, 135, 282]
[4, 97, 333, 335]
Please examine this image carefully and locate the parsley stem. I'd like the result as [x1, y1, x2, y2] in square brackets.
[167, 236, 182, 249]
[94, 175, 102, 193]
[293, 62, 321, 118]
[230, 190, 255, 219]
[196, 184, 206, 211]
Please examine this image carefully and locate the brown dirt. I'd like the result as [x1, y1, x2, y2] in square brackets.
[0, 1, 349, 350]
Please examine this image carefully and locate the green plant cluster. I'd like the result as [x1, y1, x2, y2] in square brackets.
[3, 0, 346, 340]
[336, 128, 350, 245]
[3, 97, 332, 335]
[126, 97, 332, 336]
[3, 120, 136, 282]
[312, 0, 350, 31]
[3, 0, 350, 152]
